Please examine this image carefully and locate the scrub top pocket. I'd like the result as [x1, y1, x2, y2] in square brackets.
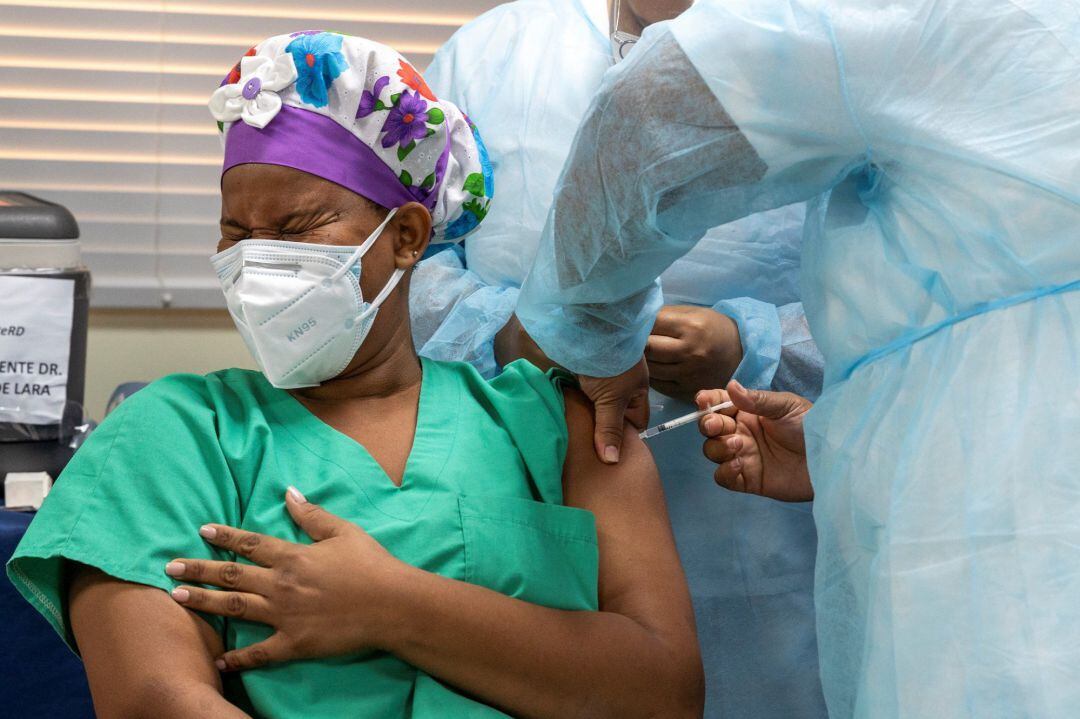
[459, 495, 599, 611]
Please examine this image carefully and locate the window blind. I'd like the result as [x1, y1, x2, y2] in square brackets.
[0, 0, 501, 307]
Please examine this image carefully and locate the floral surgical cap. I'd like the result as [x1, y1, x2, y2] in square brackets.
[209, 31, 493, 243]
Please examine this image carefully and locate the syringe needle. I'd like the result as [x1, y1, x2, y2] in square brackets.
[639, 401, 734, 440]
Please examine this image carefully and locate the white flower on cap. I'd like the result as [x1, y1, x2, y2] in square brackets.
[210, 54, 298, 129]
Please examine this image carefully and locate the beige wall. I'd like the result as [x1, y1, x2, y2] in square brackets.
[85, 309, 253, 421]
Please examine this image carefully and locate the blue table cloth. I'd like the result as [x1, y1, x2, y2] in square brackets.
[1, 508, 95, 718]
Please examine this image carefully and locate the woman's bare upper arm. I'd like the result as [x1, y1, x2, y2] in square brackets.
[69, 563, 235, 717]
[560, 389, 697, 642]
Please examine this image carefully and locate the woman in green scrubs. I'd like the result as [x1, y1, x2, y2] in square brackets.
[6, 32, 703, 719]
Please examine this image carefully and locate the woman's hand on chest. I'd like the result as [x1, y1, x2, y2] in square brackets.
[164, 487, 412, 670]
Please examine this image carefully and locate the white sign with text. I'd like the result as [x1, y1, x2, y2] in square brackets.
[0, 275, 74, 425]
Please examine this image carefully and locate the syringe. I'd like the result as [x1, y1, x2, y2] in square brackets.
[639, 401, 734, 440]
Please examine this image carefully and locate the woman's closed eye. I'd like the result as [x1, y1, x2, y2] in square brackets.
[279, 218, 351, 246]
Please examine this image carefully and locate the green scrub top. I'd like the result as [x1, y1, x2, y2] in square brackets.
[7, 358, 599, 718]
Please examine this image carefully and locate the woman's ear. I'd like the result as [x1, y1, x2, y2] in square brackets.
[390, 202, 432, 269]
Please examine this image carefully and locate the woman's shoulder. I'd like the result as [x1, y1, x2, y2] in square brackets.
[60, 368, 269, 479]
[115, 368, 268, 420]
[142, 366, 266, 395]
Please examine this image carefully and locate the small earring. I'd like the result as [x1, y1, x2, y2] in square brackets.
[411, 250, 418, 257]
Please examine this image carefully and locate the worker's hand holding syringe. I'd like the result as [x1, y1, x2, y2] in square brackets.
[643, 380, 816, 503]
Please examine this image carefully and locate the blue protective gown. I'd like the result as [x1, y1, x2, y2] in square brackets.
[412, 2, 828, 717]
[516, 1, 1080, 716]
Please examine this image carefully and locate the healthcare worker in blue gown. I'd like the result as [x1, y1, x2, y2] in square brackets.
[409, 1, 828, 717]
[515, 0, 1080, 716]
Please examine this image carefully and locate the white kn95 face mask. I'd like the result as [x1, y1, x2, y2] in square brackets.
[211, 208, 401, 389]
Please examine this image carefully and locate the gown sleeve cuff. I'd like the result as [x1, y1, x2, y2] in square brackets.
[713, 297, 782, 390]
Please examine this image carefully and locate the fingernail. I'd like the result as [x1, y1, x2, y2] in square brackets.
[199, 525, 217, 540]
[164, 561, 185, 577]
[603, 446, 619, 464]
[728, 436, 742, 451]
[287, 485, 307, 503]
[730, 380, 745, 392]
[731, 458, 742, 471]
[171, 587, 190, 603]
[215, 659, 227, 671]
[704, 417, 717, 432]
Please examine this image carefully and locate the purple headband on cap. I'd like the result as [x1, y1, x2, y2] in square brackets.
[223, 105, 451, 211]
